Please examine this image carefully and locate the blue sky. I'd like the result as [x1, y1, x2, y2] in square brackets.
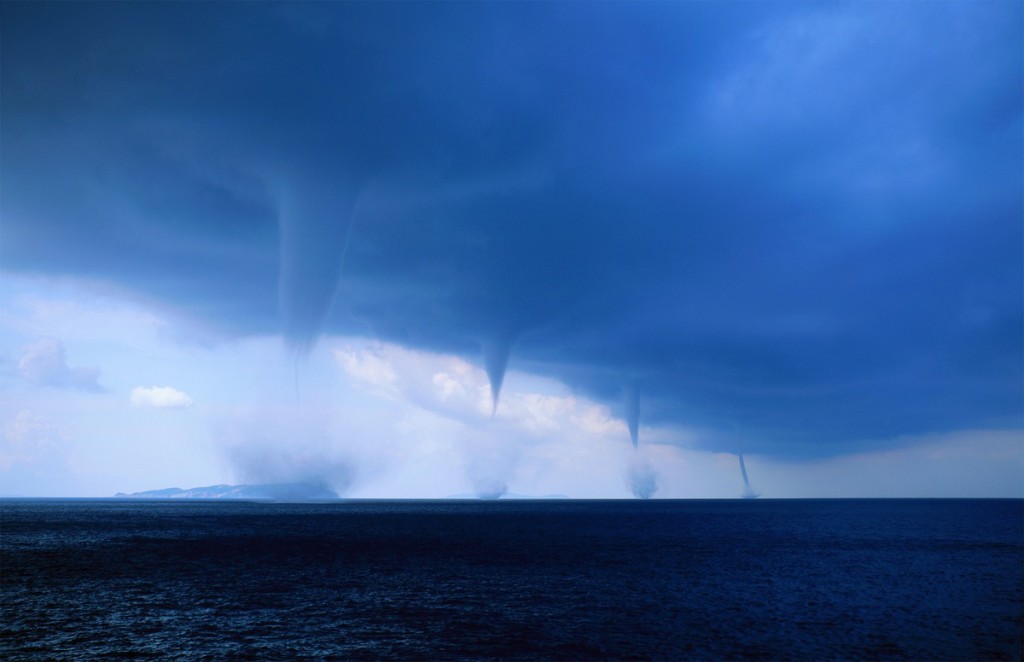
[1, 1, 1021, 497]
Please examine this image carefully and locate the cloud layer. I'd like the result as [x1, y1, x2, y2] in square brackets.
[11, 337, 103, 392]
[2, 409, 64, 471]
[130, 386, 193, 409]
[2, 2, 1020, 458]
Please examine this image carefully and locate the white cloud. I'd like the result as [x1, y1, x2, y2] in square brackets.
[332, 345, 397, 394]
[131, 386, 194, 409]
[330, 337, 656, 497]
[334, 342, 491, 420]
[2, 410, 65, 470]
[333, 338, 637, 440]
[14, 336, 103, 391]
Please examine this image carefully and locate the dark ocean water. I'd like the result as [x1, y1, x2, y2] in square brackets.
[2, 499, 1021, 660]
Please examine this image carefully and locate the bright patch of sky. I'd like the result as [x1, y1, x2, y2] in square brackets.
[1, 275, 1019, 498]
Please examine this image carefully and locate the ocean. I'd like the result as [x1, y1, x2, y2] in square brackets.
[2, 499, 1021, 660]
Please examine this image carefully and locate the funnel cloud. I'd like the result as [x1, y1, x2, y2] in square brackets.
[482, 336, 513, 416]
[624, 384, 640, 449]
[277, 176, 357, 354]
[739, 454, 760, 499]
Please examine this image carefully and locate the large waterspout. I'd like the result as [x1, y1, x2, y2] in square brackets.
[482, 335, 512, 416]
[625, 384, 640, 448]
[739, 453, 760, 499]
[277, 175, 356, 355]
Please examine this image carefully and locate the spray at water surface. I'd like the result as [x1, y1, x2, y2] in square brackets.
[628, 453, 658, 499]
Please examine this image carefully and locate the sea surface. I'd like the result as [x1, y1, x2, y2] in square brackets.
[2, 499, 1021, 660]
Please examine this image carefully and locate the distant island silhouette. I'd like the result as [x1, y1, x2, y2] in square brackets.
[114, 483, 339, 501]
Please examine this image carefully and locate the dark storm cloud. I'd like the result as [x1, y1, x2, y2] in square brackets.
[2, 1, 1020, 456]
